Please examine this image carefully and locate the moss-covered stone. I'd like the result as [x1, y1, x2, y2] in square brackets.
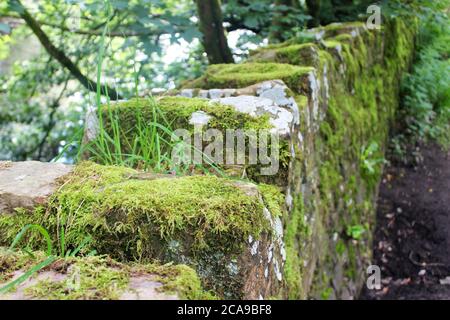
[2, 17, 420, 301]
[0, 248, 212, 300]
[184, 63, 314, 93]
[90, 96, 292, 187]
[250, 43, 321, 68]
[0, 162, 285, 299]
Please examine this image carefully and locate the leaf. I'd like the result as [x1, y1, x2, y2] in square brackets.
[181, 26, 201, 42]
[244, 16, 259, 29]
[346, 225, 365, 240]
[10, 224, 53, 256]
[110, 0, 129, 10]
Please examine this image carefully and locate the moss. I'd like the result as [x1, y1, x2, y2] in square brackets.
[0, 248, 48, 283]
[184, 63, 314, 93]
[0, 249, 212, 300]
[0, 162, 279, 298]
[283, 193, 308, 299]
[98, 97, 292, 187]
[0, 162, 271, 256]
[137, 263, 216, 300]
[251, 43, 321, 67]
[258, 184, 284, 219]
[26, 256, 130, 300]
[102, 96, 272, 139]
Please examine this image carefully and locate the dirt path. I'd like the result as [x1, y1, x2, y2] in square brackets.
[361, 143, 450, 300]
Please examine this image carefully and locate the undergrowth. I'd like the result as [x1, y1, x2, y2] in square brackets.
[391, 10, 450, 159]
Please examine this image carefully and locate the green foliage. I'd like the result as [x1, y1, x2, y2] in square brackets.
[0, 162, 273, 259]
[0, 0, 203, 162]
[315, 0, 374, 25]
[392, 4, 450, 153]
[83, 96, 177, 172]
[223, 0, 310, 43]
[360, 142, 386, 176]
[346, 224, 365, 240]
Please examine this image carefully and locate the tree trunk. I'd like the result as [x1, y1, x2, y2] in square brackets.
[195, 0, 234, 64]
[306, 0, 321, 28]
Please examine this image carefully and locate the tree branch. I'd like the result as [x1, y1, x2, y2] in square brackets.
[11, 0, 122, 100]
[39, 21, 158, 37]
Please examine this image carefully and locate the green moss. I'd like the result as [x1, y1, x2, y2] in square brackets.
[138, 263, 216, 300]
[0, 162, 271, 256]
[0, 248, 48, 283]
[258, 184, 284, 219]
[307, 18, 418, 297]
[98, 96, 291, 186]
[102, 96, 272, 137]
[283, 193, 308, 299]
[0, 162, 278, 298]
[0, 249, 212, 300]
[251, 43, 321, 67]
[26, 256, 130, 300]
[184, 63, 314, 92]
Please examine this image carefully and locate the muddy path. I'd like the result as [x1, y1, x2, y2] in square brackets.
[361, 143, 450, 300]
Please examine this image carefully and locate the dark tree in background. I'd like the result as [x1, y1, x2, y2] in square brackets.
[306, 0, 322, 27]
[195, 0, 234, 64]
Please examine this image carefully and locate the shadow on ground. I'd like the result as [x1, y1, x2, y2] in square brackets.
[361, 143, 450, 300]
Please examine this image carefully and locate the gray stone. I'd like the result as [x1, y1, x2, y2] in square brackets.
[0, 161, 73, 213]
[189, 111, 212, 126]
[212, 95, 294, 136]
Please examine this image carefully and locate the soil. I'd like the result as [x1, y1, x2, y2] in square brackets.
[360, 143, 450, 300]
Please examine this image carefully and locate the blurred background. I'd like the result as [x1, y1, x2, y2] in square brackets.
[0, 0, 447, 163]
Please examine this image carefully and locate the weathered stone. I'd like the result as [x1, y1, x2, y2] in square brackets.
[189, 110, 212, 126]
[0, 162, 285, 300]
[36, 18, 418, 300]
[0, 271, 178, 300]
[0, 249, 198, 300]
[0, 161, 73, 213]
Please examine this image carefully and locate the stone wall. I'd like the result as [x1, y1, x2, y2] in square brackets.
[0, 18, 418, 299]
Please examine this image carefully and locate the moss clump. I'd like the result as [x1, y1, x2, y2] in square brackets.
[103, 96, 272, 133]
[184, 62, 314, 92]
[97, 97, 291, 187]
[0, 162, 282, 298]
[0, 248, 48, 283]
[26, 256, 129, 300]
[0, 249, 212, 300]
[0, 162, 271, 258]
[135, 263, 216, 300]
[258, 184, 284, 219]
[251, 43, 321, 67]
